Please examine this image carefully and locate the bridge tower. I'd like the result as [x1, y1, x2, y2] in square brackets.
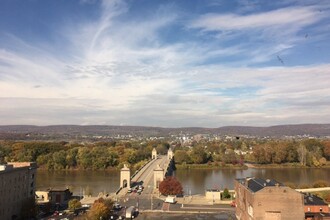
[120, 164, 131, 189]
[152, 148, 157, 159]
[167, 148, 173, 160]
[153, 164, 164, 189]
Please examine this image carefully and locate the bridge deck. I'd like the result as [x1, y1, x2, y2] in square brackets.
[117, 155, 170, 197]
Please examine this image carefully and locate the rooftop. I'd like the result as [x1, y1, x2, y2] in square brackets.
[237, 177, 284, 192]
[304, 193, 328, 206]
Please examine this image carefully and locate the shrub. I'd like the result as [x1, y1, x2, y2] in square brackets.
[68, 199, 82, 211]
[222, 188, 231, 199]
[313, 180, 329, 188]
[284, 182, 297, 189]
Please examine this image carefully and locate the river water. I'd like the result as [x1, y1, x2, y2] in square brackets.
[36, 168, 330, 196]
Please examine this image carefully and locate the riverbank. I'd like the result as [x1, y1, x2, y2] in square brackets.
[176, 162, 330, 170]
[176, 163, 247, 170]
[245, 162, 330, 169]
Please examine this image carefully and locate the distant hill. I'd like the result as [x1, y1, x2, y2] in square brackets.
[0, 124, 330, 140]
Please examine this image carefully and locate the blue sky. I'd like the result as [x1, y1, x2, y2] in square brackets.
[1, 0, 330, 127]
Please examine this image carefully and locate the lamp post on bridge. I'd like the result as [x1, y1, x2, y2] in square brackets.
[148, 185, 153, 210]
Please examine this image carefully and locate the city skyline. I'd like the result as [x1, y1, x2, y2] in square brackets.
[1, 0, 330, 127]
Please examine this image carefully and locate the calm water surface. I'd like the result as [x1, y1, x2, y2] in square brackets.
[175, 168, 330, 195]
[36, 168, 330, 196]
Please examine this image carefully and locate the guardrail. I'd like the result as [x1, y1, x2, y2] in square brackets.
[131, 158, 152, 180]
[115, 187, 122, 195]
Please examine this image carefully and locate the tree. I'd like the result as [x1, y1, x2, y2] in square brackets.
[68, 199, 82, 211]
[156, 143, 169, 155]
[273, 145, 287, 164]
[222, 149, 237, 164]
[286, 143, 298, 162]
[174, 150, 191, 164]
[88, 199, 111, 220]
[222, 188, 231, 199]
[323, 141, 330, 160]
[159, 176, 183, 196]
[297, 144, 307, 166]
[190, 146, 208, 164]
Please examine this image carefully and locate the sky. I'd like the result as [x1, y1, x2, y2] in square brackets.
[1, 0, 330, 127]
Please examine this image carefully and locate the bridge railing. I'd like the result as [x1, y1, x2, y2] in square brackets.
[115, 187, 122, 195]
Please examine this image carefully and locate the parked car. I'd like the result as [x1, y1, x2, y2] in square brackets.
[113, 203, 122, 211]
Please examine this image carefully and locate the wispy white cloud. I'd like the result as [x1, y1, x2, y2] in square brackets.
[189, 7, 320, 31]
[188, 5, 328, 65]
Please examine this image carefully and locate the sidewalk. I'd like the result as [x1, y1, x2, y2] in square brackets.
[159, 194, 233, 205]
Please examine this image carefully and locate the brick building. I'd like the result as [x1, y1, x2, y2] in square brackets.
[235, 177, 305, 220]
[0, 162, 37, 220]
[304, 193, 330, 220]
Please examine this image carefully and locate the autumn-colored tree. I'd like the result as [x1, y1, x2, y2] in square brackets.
[88, 198, 111, 220]
[312, 180, 329, 188]
[323, 141, 330, 160]
[325, 192, 330, 203]
[68, 199, 82, 211]
[159, 176, 183, 196]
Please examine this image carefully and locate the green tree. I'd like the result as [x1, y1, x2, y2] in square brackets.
[222, 188, 231, 199]
[286, 143, 298, 162]
[190, 146, 208, 164]
[174, 150, 191, 164]
[66, 148, 78, 168]
[68, 199, 82, 211]
[52, 150, 67, 170]
[156, 143, 170, 155]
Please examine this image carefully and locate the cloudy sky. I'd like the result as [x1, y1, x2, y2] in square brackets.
[1, 0, 330, 127]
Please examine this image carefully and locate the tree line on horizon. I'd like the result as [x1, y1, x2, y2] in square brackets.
[0, 138, 329, 170]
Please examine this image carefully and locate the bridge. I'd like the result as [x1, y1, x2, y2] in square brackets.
[116, 147, 174, 197]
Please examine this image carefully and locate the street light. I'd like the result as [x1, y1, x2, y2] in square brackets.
[148, 185, 153, 210]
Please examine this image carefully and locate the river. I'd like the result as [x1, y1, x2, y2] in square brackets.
[36, 168, 330, 196]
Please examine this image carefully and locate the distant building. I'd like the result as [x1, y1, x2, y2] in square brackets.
[36, 188, 72, 206]
[235, 177, 304, 220]
[205, 189, 235, 202]
[304, 193, 330, 220]
[0, 162, 37, 220]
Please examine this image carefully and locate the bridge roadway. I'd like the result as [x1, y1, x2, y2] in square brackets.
[117, 155, 169, 197]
